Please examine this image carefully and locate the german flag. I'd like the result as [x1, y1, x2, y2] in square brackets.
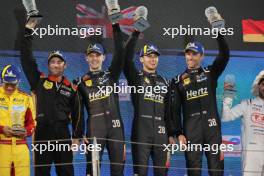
[242, 19, 264, 42]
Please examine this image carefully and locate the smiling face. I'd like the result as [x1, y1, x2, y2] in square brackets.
[140, 53, 159, 73]
[185, 50, 204, 69]
[3, 83, 17, 96]
[86, 52, 105, 71]
[48, 57, 66, 76]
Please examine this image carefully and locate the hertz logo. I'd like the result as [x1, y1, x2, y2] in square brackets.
[144, 92, 164, 103]
[89, 91, 110, 102]
[186, 88, 208, 100]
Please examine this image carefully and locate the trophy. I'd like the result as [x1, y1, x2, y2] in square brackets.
[205, 6, 225, 29]
[133, 6, 150, 32]
[105, 0, 123, 23]
[223, 74, 236, 99]
[11, 111, 26, 136]
[22, 0, 43, 27]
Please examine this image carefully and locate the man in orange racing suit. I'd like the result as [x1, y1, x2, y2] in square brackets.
[0, 64, 35, 176]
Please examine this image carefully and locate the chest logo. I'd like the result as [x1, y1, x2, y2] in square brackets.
[144, 77, 150, 84]
[251, 113, 264, 126]
[43, 80, 53, 90]
[85, 80, 93, 87]
[186, 87, 208, 100]
[183, 78, 191, 85]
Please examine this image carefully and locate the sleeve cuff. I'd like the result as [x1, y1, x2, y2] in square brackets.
[25, 27, 34, 38]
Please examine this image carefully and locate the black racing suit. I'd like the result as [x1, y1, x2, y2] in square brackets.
[76, 24, 125, 176]
[20, 28, 84, 176]
[170, 34, 229, 176]
[124, 31, 171, 176]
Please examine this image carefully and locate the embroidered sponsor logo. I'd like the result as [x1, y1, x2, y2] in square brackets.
[186, 87, 208, 100]
[85, 80, 93, 87]
[144, 77, 150, 84]
[196, 74, 207, 83]
[13, 98, 24, 103]
[183, 78, 191, 85]
[43, 80, 53, 90]
[251, 113, 264, 126]
[144, 92, 164, 103]
[60, 90, 71, 97]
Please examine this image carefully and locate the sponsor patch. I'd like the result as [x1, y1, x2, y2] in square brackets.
[43, 80, 53, 90]
[144, 77, 150, 84]
[85, 80, 93, 87]
[251, 113, 264, 125]
[12, 105, 25, 111]
[13, 98, 24, 103]
[196, 74, 207, 83]
[186, 87, 208, 100]
[60, 90, 71, 97]
[183, 78, 191, 85]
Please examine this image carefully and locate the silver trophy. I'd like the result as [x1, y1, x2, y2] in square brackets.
[133, 6, 150, 32]
[205, 6, 225, 29]
[105, 0, 123, 23]
[11, 111, 26, 135]
[223, 74, 236, 99]
[22, 0, 43, 25]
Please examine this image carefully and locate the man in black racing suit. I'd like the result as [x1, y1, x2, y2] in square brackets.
[170, 34, 229, 176]
[75, 22, 125, 176]
[124, 31, 174, 176]
[20, 20, 84, 175]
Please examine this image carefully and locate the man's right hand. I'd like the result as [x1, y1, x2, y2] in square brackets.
[25, 18, 39, 29]
[3, 126, 14, 137]
[178, 135, 187, 145]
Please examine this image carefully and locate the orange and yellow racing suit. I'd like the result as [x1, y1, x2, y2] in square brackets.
[0, 86, 35, 176]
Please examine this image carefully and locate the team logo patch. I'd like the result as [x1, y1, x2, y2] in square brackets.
[144, 77, 150, 84]
[251, 113, 264, 125]
[85, 80, 93, 87]
[183, 78, 191, 85]
[43, 80, 53, 90]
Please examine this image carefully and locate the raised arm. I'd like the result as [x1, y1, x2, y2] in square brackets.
[108, 23, 125, 83]
[222, 97, 245, 122]
[123, 31, 140, 85]
[209, 34, 230, 79]
[20, 28, 41, 91]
